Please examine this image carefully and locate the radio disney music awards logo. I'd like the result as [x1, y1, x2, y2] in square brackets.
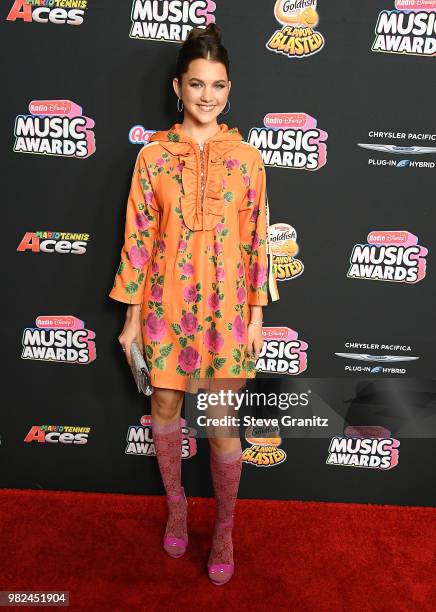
[130, 0, 217, 42]
[242, 424, 287, 467]
[267, 0, 324, 58]
[358, 130, 436, 170]
[125, 415, 197, 457]
[327, 426, 400, 470]
[347, 231, 428, 284]
[372, 1, 436, 57]
[129, 126, 156, 145]
[24, 425, 91, 445]
[21, 315, 96, 364]
[335, 341, 419, 375]
[248, 113, 328, 171]
[17, 231, 90, 255]
[6, 0, 89, 26]
[269, 223, 304, 283]
[14, 100, 96, 158]
[256, 327, 308, 375]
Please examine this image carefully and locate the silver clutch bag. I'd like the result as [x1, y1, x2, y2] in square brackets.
[130, 342, 153, 396]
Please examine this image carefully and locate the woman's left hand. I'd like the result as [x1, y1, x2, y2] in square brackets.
[247, 323, 264, 361]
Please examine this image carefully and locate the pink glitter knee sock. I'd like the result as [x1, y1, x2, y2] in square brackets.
[151, 419, 187, 546]
[208, 443, 243, 567]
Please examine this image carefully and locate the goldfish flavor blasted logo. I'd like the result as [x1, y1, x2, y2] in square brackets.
[372, 1, 436, 56]
[130, 0, 217, 42]
[242, 423, 287, 467]
[14, 100, 96, 158]
[269, 223, 304, 282]
[348, 231, 428, 284]
[248, 113, 328, 171]
[22, 315, 96, 364]
[267, 0, 325, 58]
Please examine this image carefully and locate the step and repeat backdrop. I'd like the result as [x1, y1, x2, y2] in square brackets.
[2, 1, 436, 506]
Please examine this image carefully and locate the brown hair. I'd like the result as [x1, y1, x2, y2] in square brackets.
[175, 23, 230, 83]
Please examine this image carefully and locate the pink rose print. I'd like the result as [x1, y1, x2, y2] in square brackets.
[225, 159, 239, 170]
[152, 262, 159, 274]
[249, 262, 267, 289]
[216, 222, 224, 233]
[183, 285, 198, 303]
[205, 328, 224, 353]
[237, 287, 246, 304]
[178, 346, 201, 373]
[250, 205, 260, 222]
[178, 239, 187, 252]
[213, 242, 223, 255]
[135, 213, 150, 230]
[247, 188, 257, 202]
[158, 239, 166, 253]
[144, 313, 166, 342]
[238, 264, 244, 278]
[207, 292, 220, 311]
[252, 233, 260, 250]
[216, 266, 226, 281]
[180, 312, 197, 335]
[144, 192, 154, 205]
[176, 162, 184, 172]
[243, 175, 250, 187]
[182, 262, 194, 277]
[156, 157, 165, 167]
[129, 245, 150, 269]
[232, 315, 246, 343]
[151, 284, 163, 302]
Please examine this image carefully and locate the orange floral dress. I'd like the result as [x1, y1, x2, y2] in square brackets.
[109, 122, 279, 393]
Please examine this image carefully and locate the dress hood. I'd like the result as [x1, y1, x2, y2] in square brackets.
[148, 122, 243, 160]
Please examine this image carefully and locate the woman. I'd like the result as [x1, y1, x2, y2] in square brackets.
[109, 23, 279, 585]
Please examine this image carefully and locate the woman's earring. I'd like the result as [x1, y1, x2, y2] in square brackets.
[177, 98, 184, 112]
[220, 99, 231, 115]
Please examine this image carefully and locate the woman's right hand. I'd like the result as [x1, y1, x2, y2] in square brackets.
[118, 304, 144, 367]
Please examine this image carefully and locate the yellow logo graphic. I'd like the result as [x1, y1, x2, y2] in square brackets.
[270, 223, 304, 282]
[267, 0, 325, 58]
[242, 424, 287, 467]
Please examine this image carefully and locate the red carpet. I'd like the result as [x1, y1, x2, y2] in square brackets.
[0, 489, 434, 611]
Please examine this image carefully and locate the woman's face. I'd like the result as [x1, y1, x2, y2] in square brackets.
[173, 58, 231, 125]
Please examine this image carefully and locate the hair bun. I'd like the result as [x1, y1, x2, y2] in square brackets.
[186, 23, 222, 44]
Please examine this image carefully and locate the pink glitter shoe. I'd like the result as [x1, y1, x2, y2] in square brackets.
[207, 517, 235, 585]
[163, 487, 188, 558]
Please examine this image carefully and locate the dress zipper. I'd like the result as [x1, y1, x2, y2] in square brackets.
[198, 143, 205, 209]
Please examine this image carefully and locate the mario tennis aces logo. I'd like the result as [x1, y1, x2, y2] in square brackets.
[14, 100, 96, 158]
[348, 231, 428, 284]
[7, 0, 88, 26]
[267, 0, 325, 58]
[372, 1, 436, 56]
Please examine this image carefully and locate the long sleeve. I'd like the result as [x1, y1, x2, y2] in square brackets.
[108, 147, 160, 305]
[238, 153, 280, 306]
